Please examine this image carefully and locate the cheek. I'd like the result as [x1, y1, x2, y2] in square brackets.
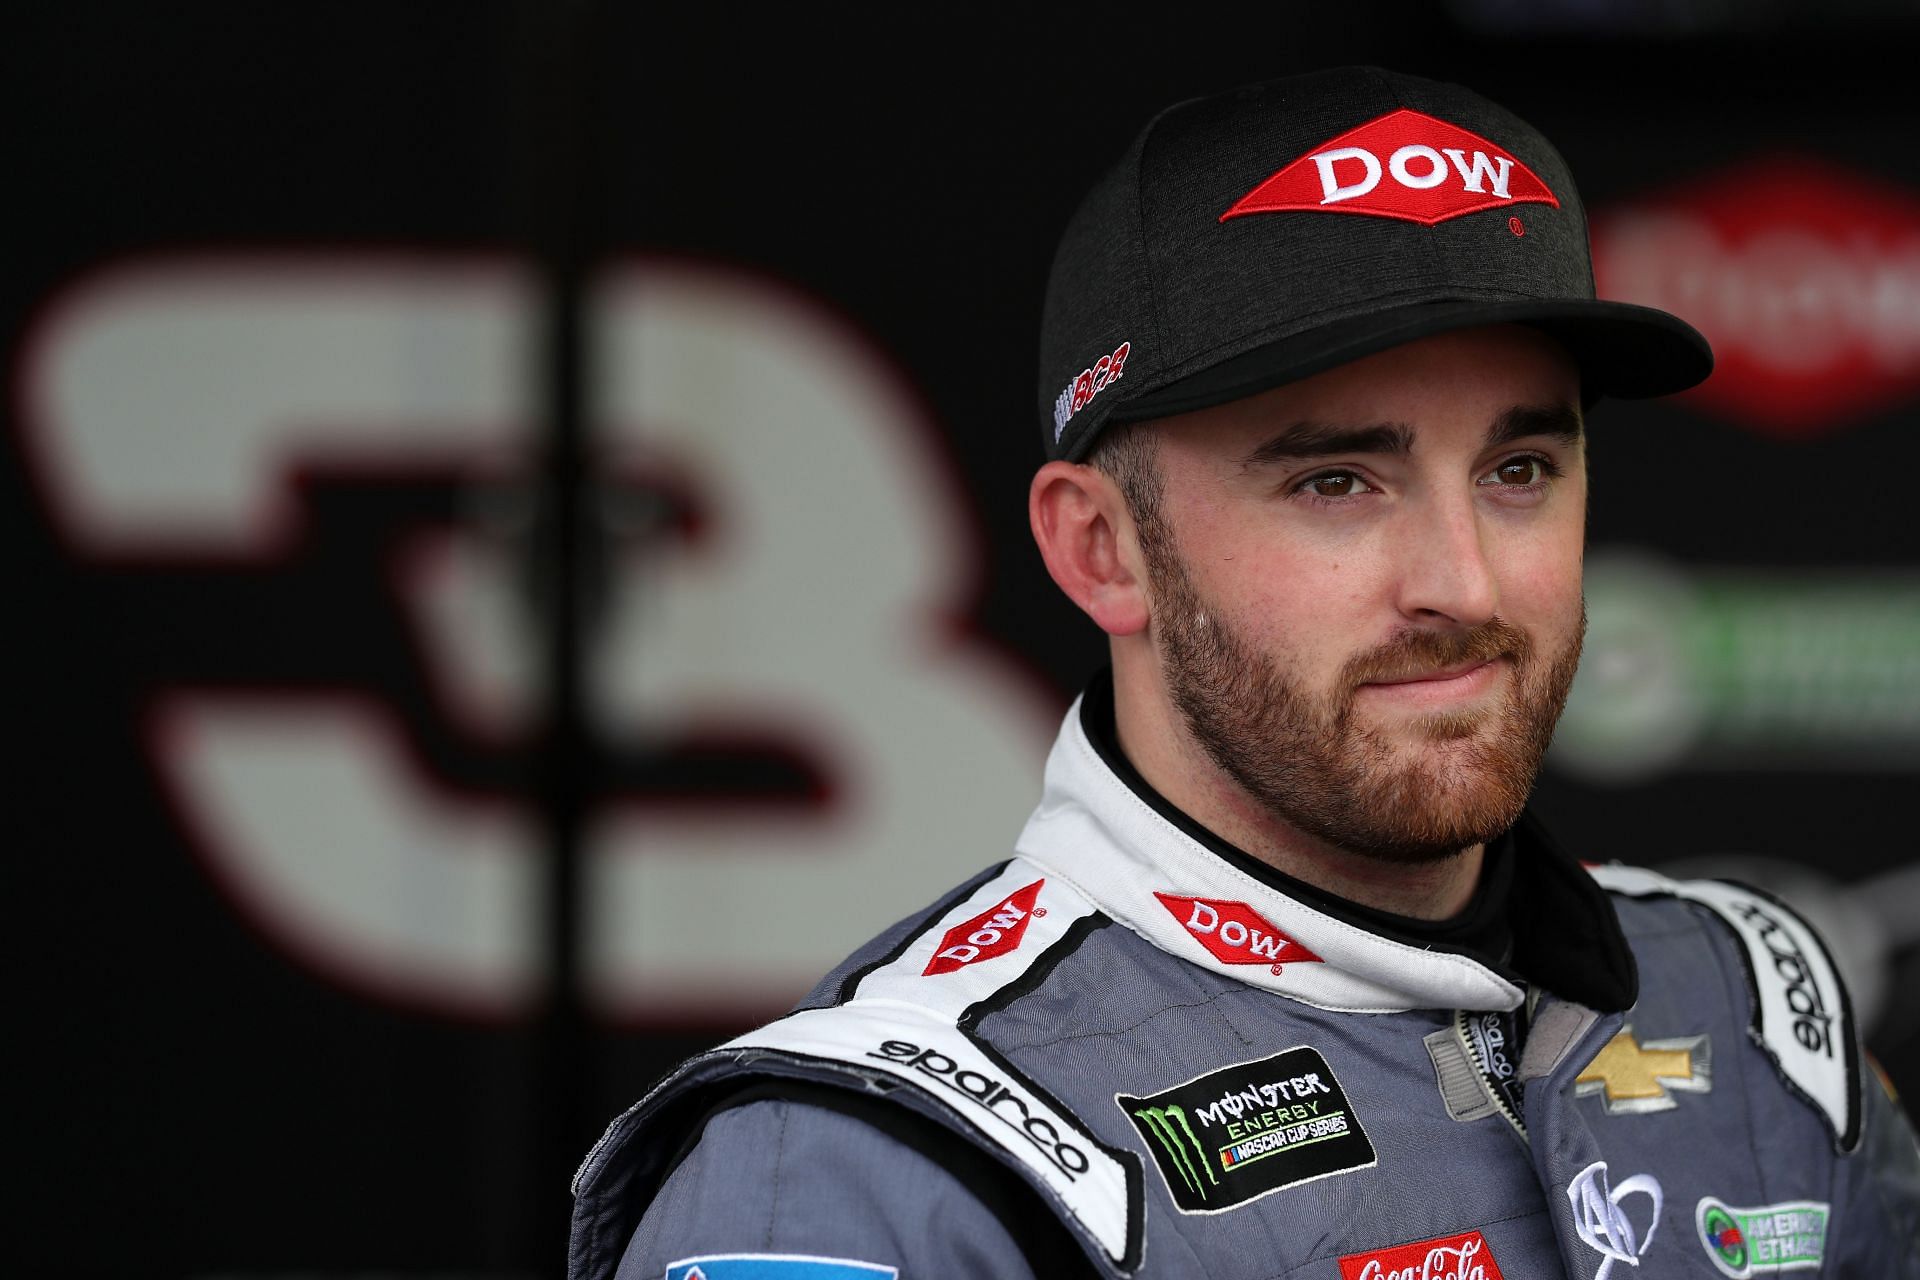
[1498, 527, 1586, 636]
[1188, 540, 1364, 674]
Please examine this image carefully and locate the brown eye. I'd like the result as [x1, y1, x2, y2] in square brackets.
[1484, 457, 1544, 486]
[1302, 471, 1369, 498]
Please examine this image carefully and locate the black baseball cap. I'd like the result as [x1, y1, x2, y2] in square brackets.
[1037, 66, 1712, 462]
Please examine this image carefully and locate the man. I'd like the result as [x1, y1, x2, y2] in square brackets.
[571, 67, 1920, 1279]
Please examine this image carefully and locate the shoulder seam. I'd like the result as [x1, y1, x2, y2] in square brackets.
[961, 912, 1114, 1031]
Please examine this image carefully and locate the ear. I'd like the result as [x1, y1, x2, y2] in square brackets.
[1029, 460, 1151, 636]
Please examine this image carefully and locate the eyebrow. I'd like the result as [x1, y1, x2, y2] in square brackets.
[1487, 403, 1585, 451]
[1236, 402, 1584, 471]
[1238, 421, 1414, 469]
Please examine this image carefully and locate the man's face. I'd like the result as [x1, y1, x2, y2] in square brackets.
[1128, 325, 1587, 864]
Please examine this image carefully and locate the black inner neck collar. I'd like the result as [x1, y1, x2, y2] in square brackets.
[1075, 668, 1635, 1010]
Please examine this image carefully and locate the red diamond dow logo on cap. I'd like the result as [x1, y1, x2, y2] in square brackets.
[923, 879, 1045, 975]
[1223, 108, 1559, 227]
[1593, 156, 1920, 436]
[1155, 892, 1322, 970]
[1339, 1230, 1507, 1280]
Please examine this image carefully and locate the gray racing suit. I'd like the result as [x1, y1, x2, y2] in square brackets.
[571, 680, 1920, 1279]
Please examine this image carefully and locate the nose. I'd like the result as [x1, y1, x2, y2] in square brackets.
[1391, 488, 1499, 628]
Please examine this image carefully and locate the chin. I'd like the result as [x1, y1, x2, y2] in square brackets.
[1405, 707, 1494, 742]
[1322, 744, 1538, 865]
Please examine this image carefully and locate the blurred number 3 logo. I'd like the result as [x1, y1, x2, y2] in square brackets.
[21, 252, 1052, 1022]
[1568, 1160, 1663, 1280]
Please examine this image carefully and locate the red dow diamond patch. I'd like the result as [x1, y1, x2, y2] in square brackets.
[1338, 1230, 1507, 1280]
[923, 879, 1045, 975]
[1222, 108, 1558, 227]
[1154, 892, 1322, 970]
[1592, 155, 1920, 435]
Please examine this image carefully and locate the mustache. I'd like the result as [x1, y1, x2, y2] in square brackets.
[1342, 618, 1531, 690]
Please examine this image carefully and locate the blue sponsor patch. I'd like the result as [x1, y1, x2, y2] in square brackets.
[665, 1255, 898, 1280]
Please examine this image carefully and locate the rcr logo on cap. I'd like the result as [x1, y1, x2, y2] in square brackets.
[1223, 108, 1559, 227]
[1052, 340, 1132, 441]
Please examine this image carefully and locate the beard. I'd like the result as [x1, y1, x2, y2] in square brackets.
[1141, 532, 1585, 866]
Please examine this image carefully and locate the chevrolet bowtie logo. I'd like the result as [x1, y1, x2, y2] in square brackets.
[1575, 1026, 1712, 1114]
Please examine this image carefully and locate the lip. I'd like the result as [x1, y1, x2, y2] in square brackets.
[1364, 658, 1500, 687]
[1357, 657, 1505, 706]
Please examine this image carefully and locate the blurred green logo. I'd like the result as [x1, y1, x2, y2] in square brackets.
[1554, 552, 1920, 782]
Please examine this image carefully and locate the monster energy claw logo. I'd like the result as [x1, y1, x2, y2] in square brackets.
[1132, 1105, 1217, 1200]
[1117, 1046, 1375, 1215]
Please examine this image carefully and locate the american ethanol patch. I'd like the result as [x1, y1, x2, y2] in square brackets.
[1696, 1198, 1829, 1277]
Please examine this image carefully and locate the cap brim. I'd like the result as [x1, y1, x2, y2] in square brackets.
[1108, 298, 1713, 427]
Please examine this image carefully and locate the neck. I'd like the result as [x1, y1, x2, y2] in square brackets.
[1110, 653, 1484, 920]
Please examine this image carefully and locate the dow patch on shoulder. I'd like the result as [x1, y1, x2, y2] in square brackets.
[666, 1256, 898, 1280]
[1117, 1046, 1375, 1214]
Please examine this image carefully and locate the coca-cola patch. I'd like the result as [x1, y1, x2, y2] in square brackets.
[1338, 1230, 1507, 1280]
[1154, 892, 1322, 972]
[923, 879, 1045, 975]
[1222, 108, 1558, 227]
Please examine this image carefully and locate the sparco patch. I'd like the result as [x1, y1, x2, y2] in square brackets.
[719, 1004, 1136, 1265]
[868, 1038, 1092, 1180]
[1338, 1230, 1507, 1280]
[1464, 1008, 1527, 1128]
[1117, 1046, 1375, 1213]
[1585, 866, 1862, 1152]
[1695, 1197, 1829, 1278]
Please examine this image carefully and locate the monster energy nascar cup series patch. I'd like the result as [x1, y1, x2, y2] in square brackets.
[1116, 1045, 1375, 1213]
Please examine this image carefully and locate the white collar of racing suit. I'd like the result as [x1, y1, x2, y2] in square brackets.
[1012, 692, 1529, 1015]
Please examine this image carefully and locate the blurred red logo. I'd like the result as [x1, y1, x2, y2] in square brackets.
[1224, 108, 1558, 227]
[1594, 156, 1920, 435]
[1154, 892, 1322, 969]
[1339, 1230, 1506, 1280]
[924, 879, 1045, 975]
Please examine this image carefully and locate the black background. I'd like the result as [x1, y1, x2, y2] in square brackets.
[14, 4, 1919, 1274]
